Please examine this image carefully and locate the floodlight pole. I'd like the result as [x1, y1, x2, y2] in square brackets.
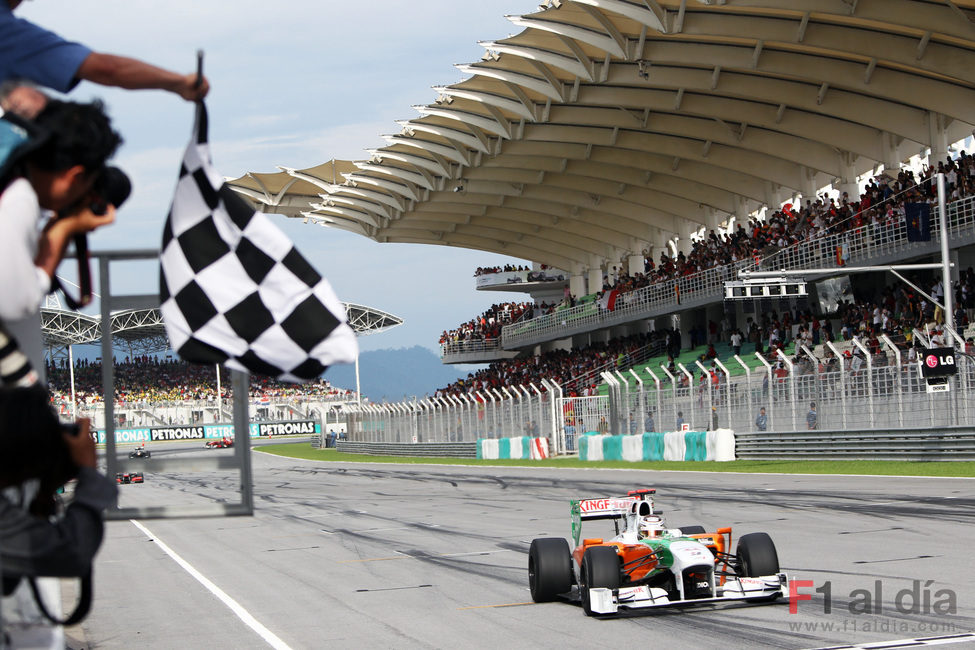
[68, 344, 77, 419]
[355, 352, 362, 407]
[937, 173, 955, 335]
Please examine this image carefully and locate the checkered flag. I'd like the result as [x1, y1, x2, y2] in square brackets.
[159, 103, 357, 381]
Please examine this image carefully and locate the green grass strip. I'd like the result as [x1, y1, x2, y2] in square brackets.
[258, 443, 975, 477]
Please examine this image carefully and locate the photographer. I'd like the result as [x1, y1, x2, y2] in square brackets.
[0, 97, 122, 378]
[0, 386, 116, 577]
[0, 386, 117, 646]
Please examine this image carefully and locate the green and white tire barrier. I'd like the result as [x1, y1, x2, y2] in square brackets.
[477, 436, 550, 460]
[578, 430, 735, 462]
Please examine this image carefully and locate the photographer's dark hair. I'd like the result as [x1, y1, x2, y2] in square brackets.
[28, 99, 122, 174]
[0, 385, 76, 516]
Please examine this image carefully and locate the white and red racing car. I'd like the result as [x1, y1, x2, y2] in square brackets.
[528, 489, 787, 616]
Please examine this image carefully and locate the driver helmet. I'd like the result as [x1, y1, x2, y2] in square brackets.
[639, 515, 665, 538]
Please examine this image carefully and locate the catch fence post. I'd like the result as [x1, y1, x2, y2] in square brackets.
[733, 355, 752, 431]
[880, 335, 903, 428]
[775, 349, 796, 432]
[754, 353, 774, 432]
[851, 338, 875, 429]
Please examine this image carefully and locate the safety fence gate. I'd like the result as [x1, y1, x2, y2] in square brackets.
[92, 250, 254, 520]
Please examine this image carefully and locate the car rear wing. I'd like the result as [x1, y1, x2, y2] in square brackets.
[570, 493, 655, 545]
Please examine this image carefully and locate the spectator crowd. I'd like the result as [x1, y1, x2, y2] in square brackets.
[440, 302, 539, 345]
[525, 157, 975, 316]
[474, 264, 530, 276]
[439, 156, 975, 396]
[437, 329, 680, 398]
[437, 268, 975, 398]
[46, 356, 354, 406]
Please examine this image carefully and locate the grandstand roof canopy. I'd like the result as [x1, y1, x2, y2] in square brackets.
[41, 295, 403, 353]
[229, 0, 975, 274]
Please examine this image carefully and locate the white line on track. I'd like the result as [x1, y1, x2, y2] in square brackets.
[130, 520, 293, 650]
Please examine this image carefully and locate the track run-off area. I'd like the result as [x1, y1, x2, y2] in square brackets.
[81, 448, 975, 649]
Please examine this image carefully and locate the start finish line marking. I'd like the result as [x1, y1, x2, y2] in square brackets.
[130, 520, 293, 650]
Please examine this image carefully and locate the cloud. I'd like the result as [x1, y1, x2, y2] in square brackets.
[16, 0, 539, 354]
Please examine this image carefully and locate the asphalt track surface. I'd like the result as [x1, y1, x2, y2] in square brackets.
[78, 447, 975, 649]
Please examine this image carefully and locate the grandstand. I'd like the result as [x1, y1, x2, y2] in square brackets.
[230, 1, 975, 449]
[42, 292, 404, 431]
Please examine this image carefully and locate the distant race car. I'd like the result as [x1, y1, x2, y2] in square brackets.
[115, 472, 144, 484]
[528, 488, 787, 616]
[205, 437, 234, 449]
[128, 445, 151, 459]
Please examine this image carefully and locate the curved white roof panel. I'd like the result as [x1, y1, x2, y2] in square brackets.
[230, 0, 975, 272]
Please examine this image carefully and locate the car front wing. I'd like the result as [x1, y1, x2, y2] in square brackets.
[587, 574, 788, 615]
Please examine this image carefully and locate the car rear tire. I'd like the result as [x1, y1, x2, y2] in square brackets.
[528, 538, 572, 602]
[736, 532, 779, 577]
[676, 525, 706, 535]
[580, 546, 620, 616]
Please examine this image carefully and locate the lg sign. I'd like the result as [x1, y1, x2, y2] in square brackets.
[920, 347, 956, 378]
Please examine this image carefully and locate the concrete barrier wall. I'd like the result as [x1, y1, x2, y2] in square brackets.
[579, 430, 736, 462]
[477, 437, 549, 460]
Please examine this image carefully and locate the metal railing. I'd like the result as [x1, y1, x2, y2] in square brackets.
[440, 339, 503, 357]
[346, 379, 564, 452]
[438, 339, 524, 364]
[562, 337, 669, 395]
[502, 193, 975, 348]
[734, 427, 975, 460]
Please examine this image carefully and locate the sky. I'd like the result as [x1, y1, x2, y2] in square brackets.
[18, 0, 540, 355]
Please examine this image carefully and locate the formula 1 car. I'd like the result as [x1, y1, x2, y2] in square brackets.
[115, 472, 144, 484]
[528, 489, 787, 616]
[205, 437, 233, 449]
[128, 445, 151, 459]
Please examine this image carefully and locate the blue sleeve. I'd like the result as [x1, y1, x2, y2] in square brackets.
[0, 9, 92, 93]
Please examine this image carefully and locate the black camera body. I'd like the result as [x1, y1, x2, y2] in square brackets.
[57, 165, 132, 308]
[89, 165, 131, 216]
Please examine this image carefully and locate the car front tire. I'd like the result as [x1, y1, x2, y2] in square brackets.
[580, 546, 620, 616]
[528, 538, 573, 602]
[736, 532, 780, 577]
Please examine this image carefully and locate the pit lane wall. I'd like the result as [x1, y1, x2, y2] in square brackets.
[93, 420, 321, 444]
[477, 436, 550, 460]
[578, 430, 735, 462]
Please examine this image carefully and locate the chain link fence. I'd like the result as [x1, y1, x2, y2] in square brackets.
[346, 350, 975, 455]
[347, 382, 560, 448]
[602, 353, 975, 435]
